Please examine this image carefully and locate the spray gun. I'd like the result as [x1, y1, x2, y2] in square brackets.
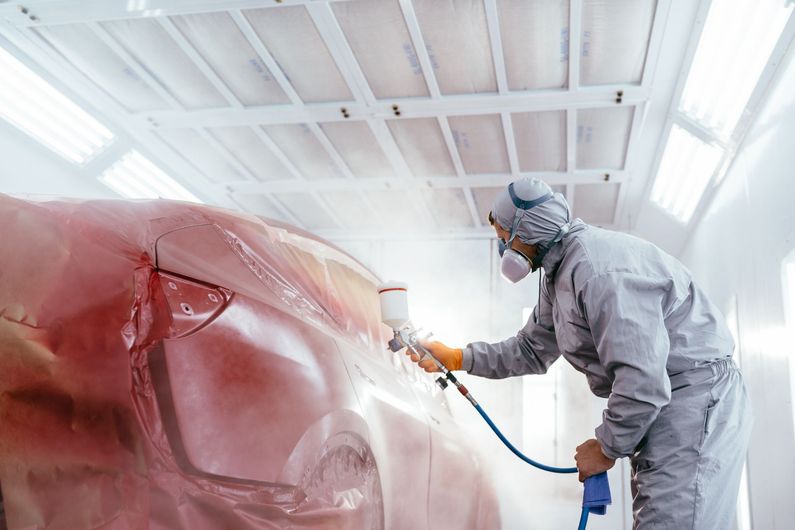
[377, 281, 611, 530]
[379, 281, 479, 405]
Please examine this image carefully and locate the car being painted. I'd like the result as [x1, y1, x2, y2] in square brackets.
[0, 195, 500, 530]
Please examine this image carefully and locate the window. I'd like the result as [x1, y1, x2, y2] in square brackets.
[679, 0, 791, 137]
[0, 46, 114, 164]
[650, 124, 723, 223]
[649, 0, 793, 223]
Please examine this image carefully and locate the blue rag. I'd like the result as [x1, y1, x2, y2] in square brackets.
[582, 472, 611, 515]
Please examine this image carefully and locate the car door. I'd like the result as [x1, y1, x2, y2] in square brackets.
[333, 338, 432, 530]
[407, 365, 482, 529]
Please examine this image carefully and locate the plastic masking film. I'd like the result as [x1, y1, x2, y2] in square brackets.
[0, 195, 399, 529]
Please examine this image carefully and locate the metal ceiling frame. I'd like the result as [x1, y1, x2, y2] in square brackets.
[224, 169, 628, 195]
[0, 0, 352, 26]
[398, 0, 480, 229]
[0, 0, 670, 239]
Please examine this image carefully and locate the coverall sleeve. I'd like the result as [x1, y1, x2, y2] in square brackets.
[461, 282, 561, 379]
[582, 272, 672, 459]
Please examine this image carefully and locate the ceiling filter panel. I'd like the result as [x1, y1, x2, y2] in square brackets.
[472, 186, 503, 224]
[577, 106, 634, 169]
[333, 0, 429, 99]
[208, 127, 292, 181]
[262, 124, 344, 180]
[36, 25, 167, 112]
[364, 190, 429, 231]
[498, 0, 569, 90]
[387, 118, 456, 177]
[573, 182, 619, 225]
[170, 13, 290, 106]
[580, 0, 656, 85]
[448, 114, 510, 174]
[244, 6, 353, 103]
[101, 19, 227, 109]
[157, 128, 244, 184]
[230, 193, 290, 223]
[428, 188, 474, 229]
[275, 192, 339, 230]
[511, 110, 566, 171]
[413, 0, 497, 95]
[320, 190, 379, 230]
[320, 121, 395, 178]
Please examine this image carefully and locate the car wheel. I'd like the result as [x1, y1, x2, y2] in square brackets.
[298, 432, 384, 530]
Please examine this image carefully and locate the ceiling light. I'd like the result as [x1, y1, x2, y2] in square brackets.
[0, 46, 114, 164]
[650, 124, 724, 223]
[679, 0, 793, 137]
[99, 151, 202, 203]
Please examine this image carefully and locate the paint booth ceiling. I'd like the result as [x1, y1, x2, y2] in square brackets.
[0, 0, 665, 238]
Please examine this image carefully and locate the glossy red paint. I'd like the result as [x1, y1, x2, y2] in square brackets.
[0, 195, 500, 530]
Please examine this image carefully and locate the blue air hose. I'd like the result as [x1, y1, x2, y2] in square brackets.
[403, 346, 610, 528]
[473, 403, 577, 473]
[473, 403, 591, 529]
[578, 507, 589, 530]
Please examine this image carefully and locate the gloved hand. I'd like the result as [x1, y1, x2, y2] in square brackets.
[405, 340, 463, 372]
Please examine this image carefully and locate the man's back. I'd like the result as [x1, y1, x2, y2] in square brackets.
[549, 222, 735, 378]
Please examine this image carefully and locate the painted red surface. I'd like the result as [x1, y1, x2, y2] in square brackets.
[0, 196, 500, 529]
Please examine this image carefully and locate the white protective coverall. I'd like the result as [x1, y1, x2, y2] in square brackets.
[463, 219, 753, 529]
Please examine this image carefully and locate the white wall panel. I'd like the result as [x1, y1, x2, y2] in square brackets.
[679, 47, 795, 530]
[0, 120, 115, 199]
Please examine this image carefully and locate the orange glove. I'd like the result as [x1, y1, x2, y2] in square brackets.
[405, 340, 463, 372]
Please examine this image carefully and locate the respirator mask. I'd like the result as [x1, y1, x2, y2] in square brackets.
[496, 183, 570, 283]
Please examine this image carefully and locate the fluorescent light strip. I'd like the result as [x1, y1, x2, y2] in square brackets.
[2, 71, 108, 149]
[99, 151, 202, 203]
[650, 124, 723, 223]
[679, 0, 792, 137]
[0, 46, 114, 164]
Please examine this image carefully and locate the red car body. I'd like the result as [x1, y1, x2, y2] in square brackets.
[0, 196, 499, 530]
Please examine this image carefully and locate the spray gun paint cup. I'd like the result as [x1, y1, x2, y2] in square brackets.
[377, 281, 409, 330]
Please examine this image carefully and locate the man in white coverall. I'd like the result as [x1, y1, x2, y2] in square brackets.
[410, 177, 753, 529]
